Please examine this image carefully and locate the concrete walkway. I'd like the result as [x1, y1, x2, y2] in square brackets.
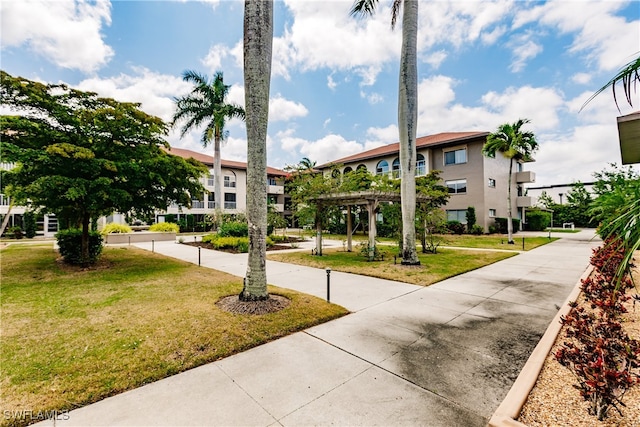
[37, 230, 600, 426]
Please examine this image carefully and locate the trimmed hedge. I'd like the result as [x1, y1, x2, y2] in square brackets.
[493, 217, 520, 234]
[217, 221, 248, 237]
[525, 210, 551, 231]
[149, 222, 180, 233]
[101, 223, 133, 234]
[202, 234, 273, 253]
[56, 228, 103, 265]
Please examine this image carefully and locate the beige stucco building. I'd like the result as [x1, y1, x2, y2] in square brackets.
[163, 147, 289, 221]
[317, 131, 536, 232]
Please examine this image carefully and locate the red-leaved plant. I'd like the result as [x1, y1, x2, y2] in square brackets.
[555, 236, 640, 420]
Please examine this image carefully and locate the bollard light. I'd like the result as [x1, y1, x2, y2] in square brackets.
[152, 240, 155, 253]
[326, 267, 331, 302]
[198, 246, 201, 266]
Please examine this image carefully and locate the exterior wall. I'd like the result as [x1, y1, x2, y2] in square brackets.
[526, 183, 595, 205]
[318, 134, 535, 232]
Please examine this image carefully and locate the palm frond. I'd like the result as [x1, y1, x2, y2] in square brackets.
[350, 0, 379, 17]
[391, 0, 402, 29]
[580, 54, 640, 113]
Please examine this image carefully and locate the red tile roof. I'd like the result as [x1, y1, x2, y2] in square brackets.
[166, 146, 288, 177]
[317, 131, 489, 168]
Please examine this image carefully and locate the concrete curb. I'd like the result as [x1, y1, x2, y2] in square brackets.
[488, 264, 595, 427]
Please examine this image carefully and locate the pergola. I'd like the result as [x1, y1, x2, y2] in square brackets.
[311, 190, 435, 260]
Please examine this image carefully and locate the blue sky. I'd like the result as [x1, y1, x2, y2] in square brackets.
[1, 0, 638, 186]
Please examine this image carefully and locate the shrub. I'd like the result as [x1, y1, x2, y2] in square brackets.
[23, 211, 37, 238]
[149, 222, 179, 233]
[469, 224, 484, 235]
[101, 223, 133, 234]
[8, 226, 23, 239]
[218, 221, 248, 237]
[488, 225, 498, 234]
[525, 210, 551, 231]
[465, 207, 476, 230]
[493, 217, 520, 234]
[446, 221, 465, 235]
[202, 234, 249, 253]
[269, 234, 288, 243]
[56, 228, 103, 265]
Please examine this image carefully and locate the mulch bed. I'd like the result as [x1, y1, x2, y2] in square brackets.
[216, 294, 291, 315]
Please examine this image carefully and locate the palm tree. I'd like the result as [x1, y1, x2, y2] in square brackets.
[241, 0, 273, 301]
[580, 54, 640, 112]
[351, 0, 420, 265]
[172, 70, 245, 223]
[482, 119, 539, 244]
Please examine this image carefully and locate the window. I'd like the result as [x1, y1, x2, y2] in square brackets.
[416, 154, 426, 176]
[488, 178, 496, 188]
[224, 193, 236, 209]
[208, 193, 216, 209]
[356, 164, 367, 172]
[207, 174, 214, 187]
[376, 160, 389, 176]
[391, 158, 400, 178]
[446, 210, 467, 224]
[225, 174, 237, 188]
[444, 148, 466, 165]
[446, 179, 467, 194]
[489, 209, 496, 217]
[267, 177, 277, 186]
[343, 166, 353, 174]
[331, 169, 341, 178]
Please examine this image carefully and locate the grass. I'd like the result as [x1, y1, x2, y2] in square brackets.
[546, 227, 581, 233]
[0, 244, 347, 427]
[268, 246, 517, 286]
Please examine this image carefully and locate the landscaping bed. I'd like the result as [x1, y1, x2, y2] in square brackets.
[515, 253, 640, 426]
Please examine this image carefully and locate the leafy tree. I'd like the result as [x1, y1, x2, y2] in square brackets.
[482, 118, 539, 244]
[1, 71, 206, 266]
[172, 70, 245, 221]
[537, 191, 554, 209]
[241, 0, 273, 301]
[351, 0, 419, 265]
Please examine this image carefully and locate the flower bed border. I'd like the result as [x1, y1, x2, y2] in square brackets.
[489, 265, 595, 427]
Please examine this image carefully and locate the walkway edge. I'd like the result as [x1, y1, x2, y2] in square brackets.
[488, 264, 594, 427]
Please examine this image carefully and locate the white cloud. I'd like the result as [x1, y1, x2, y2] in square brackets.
[327, 74, 338, 90]
[201, 43, 231, 72]
[364, 124, 398, 149]
[0, 0, 113, 73]
[76, 67, 190, 121]
[277, 130, 364, 165]
[361, 91, 384, 105]
[269, 96, 309, 122]
[422, 50, 448, 69]
[507, 33, 543, 72]
[513, 1, 639, 72]
[572, 72, 592, 85]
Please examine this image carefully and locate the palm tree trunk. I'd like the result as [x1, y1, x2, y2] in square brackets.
[241, 0, 272, 301]
[399, 0, 419, 265]
[213, 135, 223, 223]
[507, 158, 514, 244]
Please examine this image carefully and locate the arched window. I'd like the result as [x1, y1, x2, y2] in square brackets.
[331, 169, 341, 178]
[224, 171, 237, 188]
[376, 160, 389, 176]
[356, 164, 367, 172]
[391, 158, 400, 178]
[416, 154, 426, 176]
[343, 166, 353, 174]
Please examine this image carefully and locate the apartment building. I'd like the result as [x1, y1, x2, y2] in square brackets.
[161, 147, 289, 222]
[316, 132, 536, 231]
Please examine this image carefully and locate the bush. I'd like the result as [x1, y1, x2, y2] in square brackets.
[488, 225, 498, 234]
[218, 221, 248, 237]
[269, 234, 288, 243]
[56, 228, 103, 265]
[8, 226, 23, 239]
[149, 222, 180, 233]
[493, 217, 520, 234]
[469, 224, 484, 235]
[101, 223, 133, 234]
[202, 234, 249, 253]
[23, 211, 37, 238]
[525, 210, 551, 231]
[465, 207, 476, 230]
[446, 221, 465, 235]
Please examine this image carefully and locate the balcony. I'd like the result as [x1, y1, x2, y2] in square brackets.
[516, 196, 534, 207]
[516, 171, 536, 183]
[267, 185, 284, 195]
[224, 202, 237, 210]
[208, 201, 216, 209]
[191, 201, 205, 209]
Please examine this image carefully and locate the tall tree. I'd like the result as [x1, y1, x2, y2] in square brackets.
[241, 0, 273, 301]
[172, 71, 245, 222]
[482, 118, 539, 244]
[1, 71, 207, 265]
[351, 0, 420, 265]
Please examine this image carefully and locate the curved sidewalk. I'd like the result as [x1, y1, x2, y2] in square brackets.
[38, 230, 600, 426]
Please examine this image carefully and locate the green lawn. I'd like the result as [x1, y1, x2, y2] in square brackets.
[268, 246, 517, 286]
[1, 244, 347, 427]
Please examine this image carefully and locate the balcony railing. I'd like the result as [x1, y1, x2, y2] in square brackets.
[0, 194, 10, 206]
[224, 181, 236, 188]
[224, 202, 236, 210]
[516, 171, 536, 183]
[191, 201, 205, 209]
[208, 201, 216, 209]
